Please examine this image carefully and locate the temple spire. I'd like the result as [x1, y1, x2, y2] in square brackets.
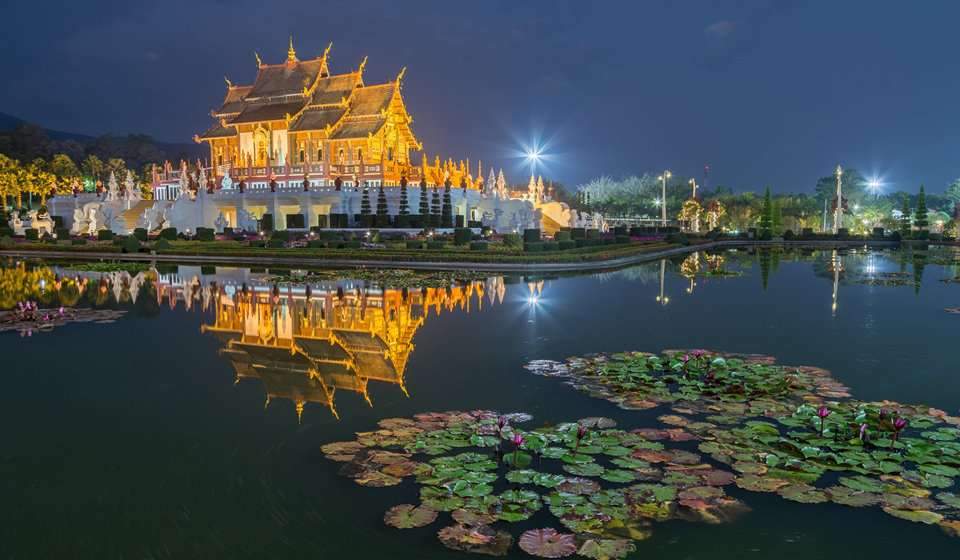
[255, 51, 263, 67]
[287, 36, 298, 63]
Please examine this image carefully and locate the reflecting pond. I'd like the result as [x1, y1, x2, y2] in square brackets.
[1, 247, 959, 558]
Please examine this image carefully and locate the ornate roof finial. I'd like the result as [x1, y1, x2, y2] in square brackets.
[323, 42, 333, 59]
[287, 35, 297, 63]
[224, 75, 233, 88]
[396, 66, 407, 84]
[358, 55, 368, 74]
[255, 51, 263, 67]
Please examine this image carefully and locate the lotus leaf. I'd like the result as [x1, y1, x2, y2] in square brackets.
[577, 538, 637, 560]
[438, 524, 513, 556]
[383, 504, 438, 528]
[451, 508, 498, 526]
[518, 528, 577, 558]
[882, 508, 944, 524]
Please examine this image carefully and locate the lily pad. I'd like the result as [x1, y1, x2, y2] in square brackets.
[451, 508, 498, 526]
[577, 538, 637, 560]
[518, 528, 578, 558]
[882, 507, 944, 525]
[438, 524, 513, 556]
[384, 504, 439, 528]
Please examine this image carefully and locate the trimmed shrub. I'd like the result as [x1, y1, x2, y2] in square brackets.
[159, 227, 177, 240]
[97, 229, 114, 241]
[52, 215, 64, 228]
[260, 213, 274, 232]
[836, 228, 849, 239]
[469, 241, 489, 251]
[0, 236, 13, 248]
[267, 239, 285, 248]
[872, 227, 885, 238]
[665, 232, 689, 245]
[613, 225, 628, 236]
[307, 240, 325, 248]
[195, 227, 215, 241]
[542, 241, 559, 251]
[502, 233, 522, 248]
[285, 214, 306, 229]
[801, 228, 814, 238]
[523, 228, 541, 243]
[223, 227, 234, 235]
[406, 240, 424, 249]
[427, 240, 445, 250]
[396, 214, 411, 228]
[346, 240, 363, 249]
[524, 242, 544, 252]
[558, 240, 577, 250]
[55, 228, 70, 240]
[603, 237, 617, 245]
[270, 230, 291, 242]
[154, 238, 171, 250]
[783, 229, 796, 240]
[554, 230, 571, 242]
[71, 238, 87, 246]
[586, 229, 600, 239]
[453, 227, 472, 245]
[24, 228, 39, 241]
[615, 235, 630, 244]
[121, 236, 140, 253]
[0, 227, 13, 238]
[571, 227, 586, 239]
[133, 228, 148, 241]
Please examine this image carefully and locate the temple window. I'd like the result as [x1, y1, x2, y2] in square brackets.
[387, 147, 394, 161]
[299, 149, 305, 163]
[357, 148, 363, 161]
[317, 147, 323, 161]
[337, 149, 345, 164]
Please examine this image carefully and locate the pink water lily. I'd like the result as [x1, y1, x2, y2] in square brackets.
[816, 406, 831, 436]
[892, 417, 908, 442]
[574, 424, 588, 454]
[511, 432, 525, 468]
[859, 423, 869, 442]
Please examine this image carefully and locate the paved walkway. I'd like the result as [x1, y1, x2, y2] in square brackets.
[0, 240, 899, 273]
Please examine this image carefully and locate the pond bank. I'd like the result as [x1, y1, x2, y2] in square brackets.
[0, 240, 900, 272]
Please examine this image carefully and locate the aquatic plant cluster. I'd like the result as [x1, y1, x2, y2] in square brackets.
[323, 411, 751, 557]
[526, 350, 960, 538]
[0, 300, 125, 336]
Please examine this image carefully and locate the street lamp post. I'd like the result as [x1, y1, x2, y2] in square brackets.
[657, 171, 671, 227]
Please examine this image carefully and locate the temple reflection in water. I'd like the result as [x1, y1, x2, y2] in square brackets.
[197, 272, 507, 421]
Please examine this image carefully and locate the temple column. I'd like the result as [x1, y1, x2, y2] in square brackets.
[271, 191, 281, 231]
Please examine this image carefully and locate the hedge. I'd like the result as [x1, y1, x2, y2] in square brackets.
[159, 227, 178, 240]
[523, 228, 541, 243]
[615, 235, 630, 244]
[195, 227, 215, 241]
[427, 240, 445, 250]
[25, 228, 38, 241]
[524, 242, 544, 252]
[97, 229, 114, 241]
[542, 241, 559, 251]
[121, 236, 140, 253]
[271, 230, 291, 242]
[261, 213, 274, 232]
[558, 240, 577, 250]
[55, 228, 70, 240]
[453, 227, 472, 245]
[554, 230, 571, 242]
[502, 233, 522, 248]
[469, 241, 489, 251]
[71, 238, 87, 245]
[406, 240, 424, 249]
[133, 228, 148, 241]
[571, 228, 586, 239]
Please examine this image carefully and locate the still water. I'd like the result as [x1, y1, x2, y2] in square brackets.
[1, 248, 958, 558]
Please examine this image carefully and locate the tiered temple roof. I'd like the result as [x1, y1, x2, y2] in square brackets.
[199, 41, 411, 142]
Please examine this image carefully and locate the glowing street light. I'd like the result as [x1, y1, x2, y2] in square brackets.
[657, 171, 672, 226]
[653, 197, 662, 208]
[867, 177, 882, 199]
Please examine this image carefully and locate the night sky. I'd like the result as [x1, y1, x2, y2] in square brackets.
[3, 0, 958, 193]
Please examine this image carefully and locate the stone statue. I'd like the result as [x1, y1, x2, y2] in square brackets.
[236, 208, 258, 232]
[8, 210, 23, 235]
[221, 174, 234, 190]
[214, 212, 228, 232]
[140, 204, 168, 232]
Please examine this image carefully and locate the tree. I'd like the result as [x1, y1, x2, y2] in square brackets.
[914, 185, 929, 238]
[945, 178, 960, 216]
[376, 184, 388, 216]
[360, 182, 371, 215]
[0, 154, 21, 217]
[441, 179, 453, 227]
[418, 179, 429, 216]
[106, 158, 127, 183]
[772, 199, 783, 235]
[430, 186, 441, 226]
[759, 187, 773, 239]
[399, 177, 410, 215]
[82, 154, 105, 184]
[49, 154, 81, 192]
[899, 195, 912, 238]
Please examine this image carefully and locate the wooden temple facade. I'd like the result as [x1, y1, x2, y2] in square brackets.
[191, 39, 482, 190]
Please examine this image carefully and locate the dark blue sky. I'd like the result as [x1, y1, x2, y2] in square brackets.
[3, 0, 958, 193]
